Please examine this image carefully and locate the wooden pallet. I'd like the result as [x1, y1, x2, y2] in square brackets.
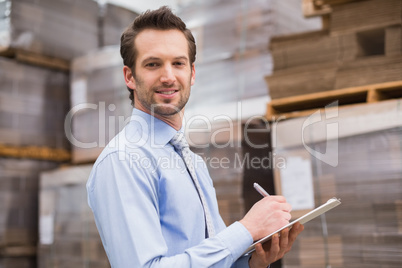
[314, 0, 364, 7]
[0, 144, 71, 162]
[266, 80, 402, 121]
[0, 246, 36, 257]
[0, 47, 70, 71]
[303, 0, 367, 18]
[302, 0, 332, 18]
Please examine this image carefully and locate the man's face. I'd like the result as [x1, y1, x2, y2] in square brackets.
[130, 29, 195, 117]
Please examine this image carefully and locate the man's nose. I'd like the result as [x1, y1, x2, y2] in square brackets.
[160, 65, 176, 84]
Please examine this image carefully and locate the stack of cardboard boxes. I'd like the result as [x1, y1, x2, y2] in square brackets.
[0, 0, 99, 266]
[37, 2, 138, 267]
[273, 109, 402, 267]
[0, 159, 57, 268]
[39, 166, 109, 268]
[267, 0, 402, 99]
[0, 59, 70, 149]
[265, 0, 402, 267]
[69, 46, 131, 164]
[0, 0, 99, 61]
[0, 1, 138, 267]
[179, 0, 321, 106]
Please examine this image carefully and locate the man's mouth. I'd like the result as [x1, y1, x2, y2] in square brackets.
[156, 90, 178, 95]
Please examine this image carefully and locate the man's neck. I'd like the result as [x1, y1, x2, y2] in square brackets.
[152, 112, 183, 131]
[135, 106, 184, 131]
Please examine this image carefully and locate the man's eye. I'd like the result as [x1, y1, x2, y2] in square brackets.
[174, 62, 185, 66]
[146, 63, 159, 67]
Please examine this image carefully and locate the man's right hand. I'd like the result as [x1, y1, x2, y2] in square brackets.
[239, 195, 292, 241]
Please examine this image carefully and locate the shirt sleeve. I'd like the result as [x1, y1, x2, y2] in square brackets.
[87, 151, 253, 268]
[232, 255, 251, 267]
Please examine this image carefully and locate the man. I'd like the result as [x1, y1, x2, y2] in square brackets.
[87, 6, 303, 268]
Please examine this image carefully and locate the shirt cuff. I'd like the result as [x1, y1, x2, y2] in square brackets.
[216, 221, 253, 262]
[234, 255, 251, 267]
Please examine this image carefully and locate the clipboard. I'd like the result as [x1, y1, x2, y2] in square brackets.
[243, 197, 341, 255]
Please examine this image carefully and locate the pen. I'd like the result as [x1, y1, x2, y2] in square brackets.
[253, 182, 270, 197]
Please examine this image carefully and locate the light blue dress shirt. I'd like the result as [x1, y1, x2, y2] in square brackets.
[87, 108, 254, 267]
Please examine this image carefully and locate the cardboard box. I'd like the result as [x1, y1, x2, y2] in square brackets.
[0, 58, 70, 149]
[69, 46, 131, 164]
[38, 165, 110, 267]
[0, 158, 57, 248]
[272, 101, 402, 267]
[0, 0, 99, 60]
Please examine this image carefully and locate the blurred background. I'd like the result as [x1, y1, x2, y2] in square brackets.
[0, 0, 401, 267]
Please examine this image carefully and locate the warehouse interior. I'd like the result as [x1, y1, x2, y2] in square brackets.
[0, 0, 401, 267]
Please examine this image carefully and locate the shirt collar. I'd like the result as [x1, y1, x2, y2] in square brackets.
[129, 108, 181, 147]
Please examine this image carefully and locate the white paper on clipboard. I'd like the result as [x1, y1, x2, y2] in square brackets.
[243, 197, 341, 256]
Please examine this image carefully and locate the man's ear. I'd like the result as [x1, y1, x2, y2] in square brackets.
[123, 66, 136, 89]
[190, 64, 196, 86]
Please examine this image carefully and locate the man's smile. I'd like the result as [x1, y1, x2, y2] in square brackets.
[155, 90, 178, 95]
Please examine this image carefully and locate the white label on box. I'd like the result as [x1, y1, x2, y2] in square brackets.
[0, 29, 11, 47]
[71, 78, 87, 105]
[39, 214, 54, 245]
[280, 156, 315, 210]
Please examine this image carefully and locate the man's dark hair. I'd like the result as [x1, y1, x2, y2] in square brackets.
[120, 6, 196, 106]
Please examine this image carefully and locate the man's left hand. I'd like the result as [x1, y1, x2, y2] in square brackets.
[249, 222, 304, 268]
